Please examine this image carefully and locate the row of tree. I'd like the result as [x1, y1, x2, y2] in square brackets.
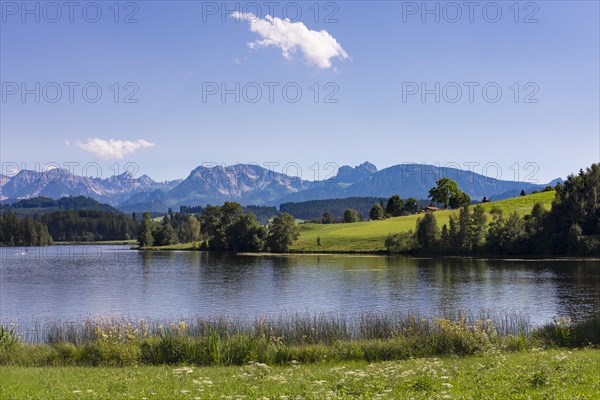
[315, 195, 425, 224]
[281, 197, 386, 221]
[0, 214, 53, 246]
[138, 202, 300, 253]
[385, 164, 600, 256]
[0, 210, 138, 245]
[369, 179, 473, 223]
[137, 211, 201, 247]
[38, 210, 139, 242]
[368, 195, 423, 221]
[179, 205, 278, 224]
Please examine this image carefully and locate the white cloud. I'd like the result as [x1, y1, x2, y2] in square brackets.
[77, 138, 155, 159]
[233, 12, 349, 69]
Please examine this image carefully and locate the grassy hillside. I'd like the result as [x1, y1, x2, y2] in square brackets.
[292, 191, 555, 252]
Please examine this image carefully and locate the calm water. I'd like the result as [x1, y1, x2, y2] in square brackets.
[1, 246, 599, 326]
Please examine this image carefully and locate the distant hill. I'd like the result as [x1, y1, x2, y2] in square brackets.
[280, 164, 557, 203]
[0, 196, 121, 216]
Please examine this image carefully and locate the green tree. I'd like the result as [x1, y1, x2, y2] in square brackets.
[523, 202, 550, 254]
[440, 224, 450, 251]
[369, 203, 385, 220]
[428, 178, 459, 209]
[343, 208, 361, 223]
[550, 164, 600, 239]
[486, 209, 525, 255]
[137, 212, 155, 247]
[178, 215, 201, 243]
[429, 178, 471, 209]
[384, 231, 416, 253]
[403, 197, 420, 214]
[322, 212, 335, 224]
[154, 223, 178, 246]
[221, 202, 243, 226]
[457, 205, 471, 252]
[416, 212, 440, 250]
[386, 195, 404, 217]
[22, 217, 38, 246]
[485, 207, 504, 254]
[501, 212, 526, 254]
[448, 214, 460, 250]
[469, 205, 487, 251]
[449, 191, 471, 209]
[267, 213, 299, 253]
[199, 205, 227, 250]
[226, 213, 267, 252]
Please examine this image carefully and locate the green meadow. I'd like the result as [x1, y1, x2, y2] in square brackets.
[2, 348, 598, 399]
[292, 191, 556, 252]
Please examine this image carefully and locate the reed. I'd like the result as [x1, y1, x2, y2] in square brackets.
[1, 312, 596, 367]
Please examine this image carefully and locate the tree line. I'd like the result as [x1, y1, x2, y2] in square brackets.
[312, 195, 427, 224]
[0, 210, 137, 245]
[0, 214, 53, 246]
[385, 164, 600, 256]
[281, 197, 387, 221]
[137, 211, 201, 247]
[369, 178, 472, 221]
[138, 202, 299, 253]
[179, 205, 277, 225]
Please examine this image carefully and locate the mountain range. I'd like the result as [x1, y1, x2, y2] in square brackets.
[0, 162, 561, 212]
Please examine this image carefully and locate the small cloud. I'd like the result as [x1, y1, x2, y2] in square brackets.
[77, 138, 155, 159]
[65, 140, 70, 146]
[233, 12, 349, 69]
[232, 57, 241, 64]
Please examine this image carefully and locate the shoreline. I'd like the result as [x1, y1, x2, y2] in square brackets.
[137, 247, 600, 261]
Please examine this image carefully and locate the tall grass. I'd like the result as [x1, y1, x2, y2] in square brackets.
[8, 311, 531, 345]
[1, 312, 597, 367]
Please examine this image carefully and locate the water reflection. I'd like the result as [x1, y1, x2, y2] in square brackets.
[0, 246, 598, 326]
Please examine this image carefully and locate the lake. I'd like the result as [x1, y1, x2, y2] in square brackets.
[1, 246, 598, 328]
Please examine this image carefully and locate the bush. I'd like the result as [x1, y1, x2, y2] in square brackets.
[385, 232, 416, 253]
[80, 342, 104, 366]
[53, 342, 80, 364]
[0, 325, 20, 350]
[158, 335, 187, 364]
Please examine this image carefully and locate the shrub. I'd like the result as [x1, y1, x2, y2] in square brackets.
[0, 325, 20, 350]
[53, 342, 80, 364]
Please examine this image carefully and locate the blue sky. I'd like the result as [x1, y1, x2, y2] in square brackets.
[1, 1, 598, 184]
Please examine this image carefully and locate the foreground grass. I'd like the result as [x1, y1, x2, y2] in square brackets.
[1, 348, 598, 399]
[292, 191, 555, 252]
